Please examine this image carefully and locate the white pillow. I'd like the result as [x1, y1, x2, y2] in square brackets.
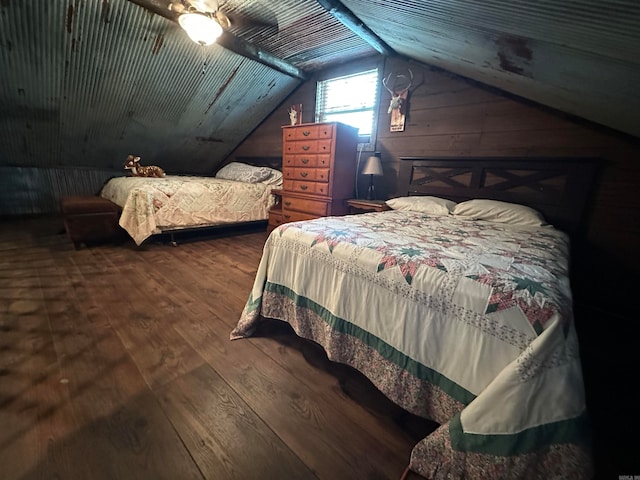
[215, 162, 273, 183]
[452, 199, 547, 227]
[386, 196, 457, 216]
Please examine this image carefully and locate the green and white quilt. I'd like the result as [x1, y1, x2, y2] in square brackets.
[231, 211, 592, 479]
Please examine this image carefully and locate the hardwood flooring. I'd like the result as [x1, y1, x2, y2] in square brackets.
[0, 217, 435, 480]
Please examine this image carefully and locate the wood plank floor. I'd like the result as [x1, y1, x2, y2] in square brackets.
[0, 217, 435, 480]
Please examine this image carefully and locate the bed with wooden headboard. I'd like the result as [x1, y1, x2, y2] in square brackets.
[231, 156, 597, 480]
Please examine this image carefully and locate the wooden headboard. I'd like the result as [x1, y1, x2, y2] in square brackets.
[399, 157, 599, 236]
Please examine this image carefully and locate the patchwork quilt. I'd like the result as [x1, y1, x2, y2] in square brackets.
[100, 175, 276, 245]
[231, 211, 592, 479]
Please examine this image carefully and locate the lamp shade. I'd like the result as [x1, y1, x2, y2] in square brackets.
[362, 153, 383, 176]
[178, 13, 223, 45]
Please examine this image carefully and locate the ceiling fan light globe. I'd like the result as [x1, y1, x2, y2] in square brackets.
[178, 13, 223, 45]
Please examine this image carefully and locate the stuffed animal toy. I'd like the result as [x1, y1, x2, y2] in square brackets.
[124, 155, 165, 178]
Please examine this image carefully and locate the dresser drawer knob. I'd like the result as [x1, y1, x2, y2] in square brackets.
[284, 201, 291, 206]
[300, 185, 308, 190]
[302, 145, 310, 151]
[284, 214, 291, 220]
[302, 131, 311, 136]
[301, 158, 309, 164]
[300, 172, 308, 177]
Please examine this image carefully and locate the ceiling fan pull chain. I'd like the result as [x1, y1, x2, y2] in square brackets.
[201, 44, 207, 75]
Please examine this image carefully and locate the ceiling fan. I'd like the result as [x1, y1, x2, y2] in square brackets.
[169, 0, 232, 45]
[165, 0, 289, 76]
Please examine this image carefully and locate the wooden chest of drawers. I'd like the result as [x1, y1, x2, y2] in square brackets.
[278, 122, 358, 226]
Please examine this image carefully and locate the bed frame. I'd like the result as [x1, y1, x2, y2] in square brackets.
[155, 156, 283, 245]
[399, 156, 599, 237]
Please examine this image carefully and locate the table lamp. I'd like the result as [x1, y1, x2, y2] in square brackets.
[362, 152, 383, 200]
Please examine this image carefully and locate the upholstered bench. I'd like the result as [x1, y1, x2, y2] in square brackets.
[61, 196, 125, 249]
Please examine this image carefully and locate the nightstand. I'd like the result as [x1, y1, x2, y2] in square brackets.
[346, 199, 390, 214]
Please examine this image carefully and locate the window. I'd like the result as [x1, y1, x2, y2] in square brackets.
[315, 68, 380, 151]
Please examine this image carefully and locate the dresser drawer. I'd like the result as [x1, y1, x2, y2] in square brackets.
[317, 124, 335, 138]
[285, 154, 318, 168]
[294, 125, 320, 140]
[285, 154, 328, 168]
[283, 123, 335, 142]
[283, 128, 297, 142]
[314, 183, 329, 195]
[316, 154, 331, 168]
[282, 178, 316, 195]
[283, 155, 295, 168]
[294, 154, 331, 168]
[282, 196, 329, 216]
[293, 154, 317, 167]
[284, 125, 319, 142]
[285, 141, 317, 154]
[282, 210, 318, 223]
[294, 124, 335, 140]
[284, 139, 333, 155]
[283, 180, 326, 195]
[316, 139, 332, 154]
[268, 208, 283, 223]
[285, 167, 330, 182]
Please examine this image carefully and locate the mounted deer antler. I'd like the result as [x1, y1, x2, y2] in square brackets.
[382, 69, 413, 114]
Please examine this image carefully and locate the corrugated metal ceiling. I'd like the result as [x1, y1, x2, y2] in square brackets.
[0, 0, 376, 173]
[342, 0, 640, 138]
[0, 0, 638, 176]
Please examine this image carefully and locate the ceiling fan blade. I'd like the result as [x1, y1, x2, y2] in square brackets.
[168, 1, 186, 13]
[214, 10, 231, 29]
[189, 0, 219, 13]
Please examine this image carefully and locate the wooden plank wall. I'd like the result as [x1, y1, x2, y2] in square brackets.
[230, 55, 640, 324]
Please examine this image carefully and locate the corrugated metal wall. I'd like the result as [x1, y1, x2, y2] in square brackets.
[0, 166, 121, 216]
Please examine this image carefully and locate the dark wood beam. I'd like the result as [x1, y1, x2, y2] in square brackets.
[216, 33, 306, 80]
[315, 0, 395, 56]
[126, 0, 306, 80]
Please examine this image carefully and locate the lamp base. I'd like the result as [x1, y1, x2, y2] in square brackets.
[366, 176, 375, 200]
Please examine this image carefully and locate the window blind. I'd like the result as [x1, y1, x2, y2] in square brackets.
[316, 69, 379, 138]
